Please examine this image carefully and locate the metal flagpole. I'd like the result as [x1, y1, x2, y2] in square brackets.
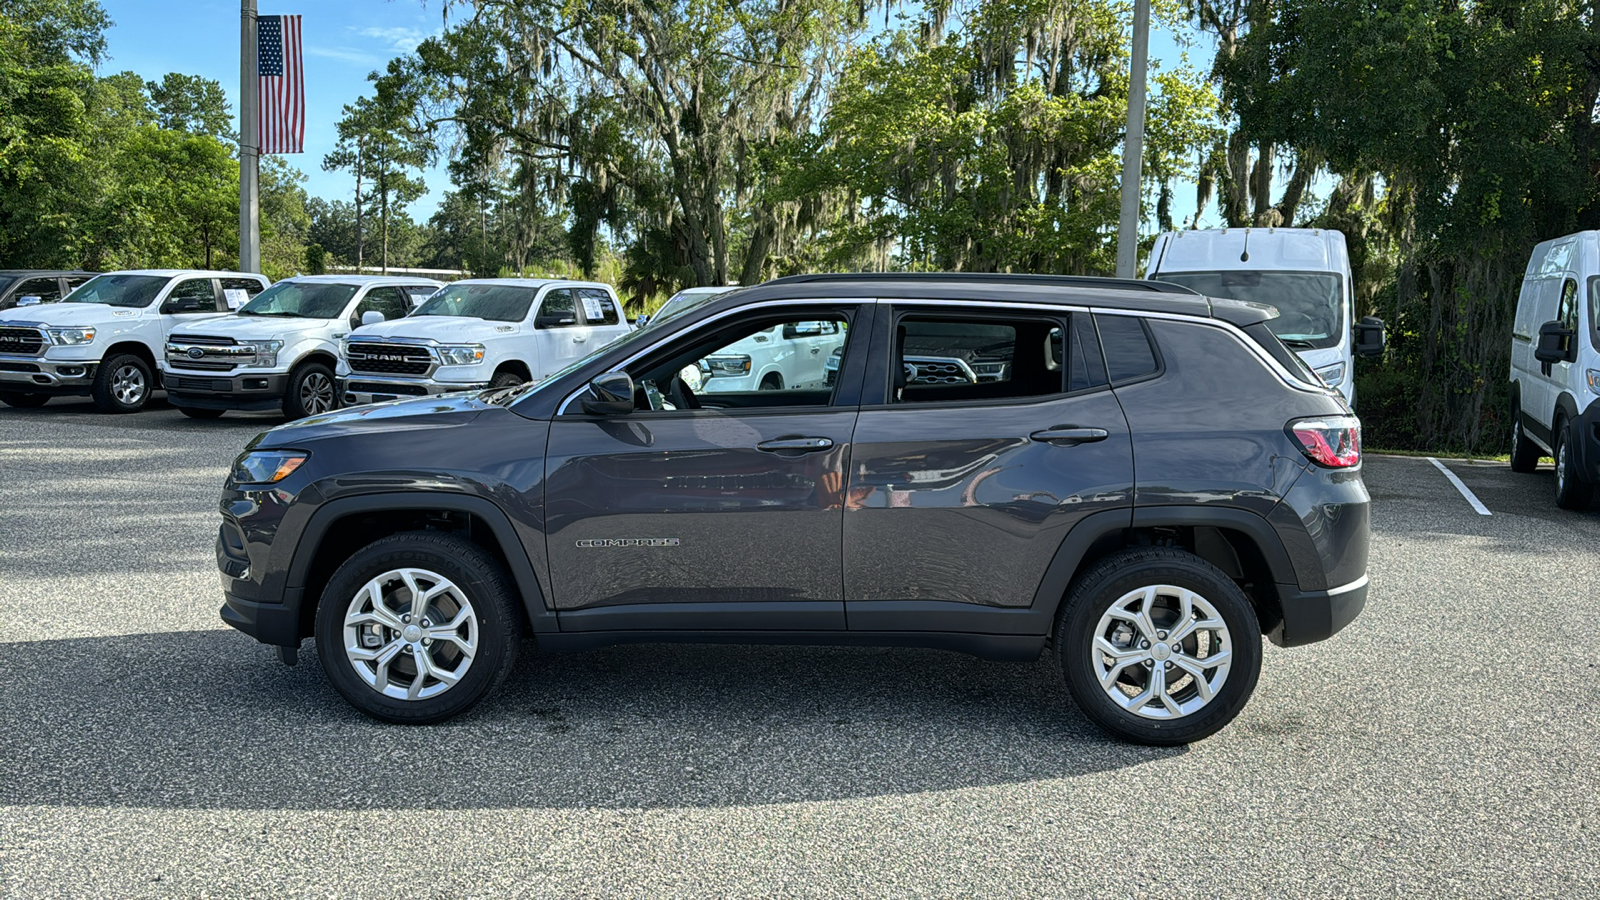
[1115, 0, 1150, 279]
[240, 0, 261, 273]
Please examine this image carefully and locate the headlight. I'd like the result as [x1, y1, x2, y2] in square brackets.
[241, 340, 283, 368]
[1587, 369, 1600, 395]
[1314, 362, 1347, 388]
[437, 344, 485, 366]
[231, 450, 308, 484]
[45, 326, 96, 345]
[705, 354, 751, 376]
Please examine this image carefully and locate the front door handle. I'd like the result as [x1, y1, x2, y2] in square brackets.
[573, 335, 588, 343]
[757, 437, 835, 453]
[1030, 426, 1109, 446]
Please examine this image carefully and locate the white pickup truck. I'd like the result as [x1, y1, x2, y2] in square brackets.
[161, 275, 442, 419]
[337, 278, 632, 405]
[0, 269, 269, 412]
[692, 319, 846, 393]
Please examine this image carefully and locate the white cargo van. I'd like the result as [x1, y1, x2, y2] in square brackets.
[1146, 228, 1384, 405]
[1508, 231, 1600, 509]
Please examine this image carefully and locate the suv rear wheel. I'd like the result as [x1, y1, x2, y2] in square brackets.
[315, 531, 520, 723]
[1056, 547, 1262, 746]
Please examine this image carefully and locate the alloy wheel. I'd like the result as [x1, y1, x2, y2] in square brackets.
[342, 567, 479, 701]
[112, 364, 146, 406]
[300, 371, 335, 415]
[1090, 584, 1233, 720]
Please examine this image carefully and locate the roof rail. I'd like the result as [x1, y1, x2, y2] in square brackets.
[761, 272, 1199, 295]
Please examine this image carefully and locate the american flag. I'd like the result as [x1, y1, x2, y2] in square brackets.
[257, 14, 303, 154]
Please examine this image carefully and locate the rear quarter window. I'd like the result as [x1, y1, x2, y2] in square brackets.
[1093, 314, 1160, 383]
[1242, 321, 1322, 387]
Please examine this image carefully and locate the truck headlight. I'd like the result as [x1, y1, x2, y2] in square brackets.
[231, 449, 308, 484]
[1314, 362, 1347, 388]
[706, 354, 751, 376]
[241, 340, 283, 367]
[45, 326, 96, 345]
[438, 344, 485, 366]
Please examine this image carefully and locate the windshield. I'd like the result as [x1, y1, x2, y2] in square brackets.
[1154, 271, 1345, 350]
[63, 274, 169, 309]
[238, 281, 358, 319]
[413, 283, 536, 322]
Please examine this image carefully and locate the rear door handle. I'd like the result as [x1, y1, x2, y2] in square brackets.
[1030, 427, 1109, 446]
[757, 437, 835, 453]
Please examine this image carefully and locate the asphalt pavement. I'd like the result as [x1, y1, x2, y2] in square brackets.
[1, 397, 1597, 897]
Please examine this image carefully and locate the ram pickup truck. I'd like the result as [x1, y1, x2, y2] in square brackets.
[162, 275, 440, 419]
[0, 270, 268, 411]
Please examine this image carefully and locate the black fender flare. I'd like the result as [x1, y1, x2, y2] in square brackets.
[286, 492, 557, 633]
[1028, 506, 1300, 623]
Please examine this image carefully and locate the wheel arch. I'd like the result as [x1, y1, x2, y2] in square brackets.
[494, 358, 532, 382]
[1032, 507, 1298, 638]
[285, 493, 554, 642]
[103, 339, 158, 369]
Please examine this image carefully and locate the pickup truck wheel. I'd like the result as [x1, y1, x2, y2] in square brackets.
[90, 354, 151, 413]
[759, 374, 783, 391]
[0, 391, 49, 408]
[178, 406, 225, 419]
[1055, 547, 1261, 746]
[490, 370, 525, 389]
[316, 531, 519, 724]
[1553, 419, 1595, 510]
[283, 362, 337, 419]
[1509, 397, 1541, 473]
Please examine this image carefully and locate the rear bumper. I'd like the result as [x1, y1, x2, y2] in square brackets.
[339, 376, 489, 405]
[165, 370, 290, 410]
[1270, 575, 1367, 647]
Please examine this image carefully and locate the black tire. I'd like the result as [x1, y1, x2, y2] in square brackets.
[759, 374, 783, 391]
[1553, 418, 1595, 510]
[1509, 396, 1541, 473]
[0, 391, 49, 408]
[90, 353, 152, 413]
[489, 370, 526, 390]
[1055, 547, 1262, 746]
[177, 405, 225, 419]
[283, 361, 338, 419]
[316, 531, 520, 724]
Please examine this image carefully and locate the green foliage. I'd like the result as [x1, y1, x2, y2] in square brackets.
[146, 72, 233, 140]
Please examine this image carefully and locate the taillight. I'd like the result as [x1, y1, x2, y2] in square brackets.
[1288, 415, 1361, 468]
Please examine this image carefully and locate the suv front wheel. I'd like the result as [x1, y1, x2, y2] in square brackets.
[316, 531, 520, 723]
[1056, 548, 1262, 746]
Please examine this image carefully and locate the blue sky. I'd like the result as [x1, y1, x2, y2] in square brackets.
[97, 1, 1215, 224]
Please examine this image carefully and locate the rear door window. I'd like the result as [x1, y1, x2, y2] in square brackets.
[578, 288, 622, 326]
[892, 314, 1066, 403]
[1093, 314, 1160, 383]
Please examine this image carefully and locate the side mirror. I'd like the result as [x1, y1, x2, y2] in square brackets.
[1535, 320, 1576, 365]
[361, 310, 386, 326]
[1354, 316, 1386, 358]
[581, 370, 634, 415]
[16, 296, 42, 307]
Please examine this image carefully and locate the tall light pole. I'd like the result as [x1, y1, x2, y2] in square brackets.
[1115, 0, 1151, 279]
[239, 0, 261, 273]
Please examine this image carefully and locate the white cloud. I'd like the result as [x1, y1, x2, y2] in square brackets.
[355, 26, 431, 53]
[304, 45, 385, 66]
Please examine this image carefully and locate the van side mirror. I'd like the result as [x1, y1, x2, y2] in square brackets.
[1354, 316, 1386, 358]
[581, 371, 634, 415]
[361, 310, 386, 326]
[1535, 320, 1576, 365]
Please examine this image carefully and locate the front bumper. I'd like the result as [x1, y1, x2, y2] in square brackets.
[339, 376, 489, 406]
[164, 369, 290, 411]
[1271, 576, 1368, 647]
[0, 353, 96, 394]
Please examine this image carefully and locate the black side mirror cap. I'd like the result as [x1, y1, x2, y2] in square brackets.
[582, 370, 635, 415]
[1354, 316, 1386, 358]
[1535, 320, 1576, 365]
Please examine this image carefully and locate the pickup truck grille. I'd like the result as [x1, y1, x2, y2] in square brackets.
[905, 356, 975, 385]
[347, 342, 433, 376]
[167, 334, 251, 371]
[0, 327, 46, 356]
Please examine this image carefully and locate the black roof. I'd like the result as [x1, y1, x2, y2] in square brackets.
[728, 273, 1277, 327]
[0, 269, 97, 278]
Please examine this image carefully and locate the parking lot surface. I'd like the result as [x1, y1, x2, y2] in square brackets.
[2, 398, 1597, 897]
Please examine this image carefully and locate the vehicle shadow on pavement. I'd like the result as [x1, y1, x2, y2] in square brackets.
[0, 630, 1180, 810]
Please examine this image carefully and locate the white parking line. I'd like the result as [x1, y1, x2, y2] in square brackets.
[1427, 457, 1492, 516]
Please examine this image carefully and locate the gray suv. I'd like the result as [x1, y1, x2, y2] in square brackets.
[215, 274, 1369, 745]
